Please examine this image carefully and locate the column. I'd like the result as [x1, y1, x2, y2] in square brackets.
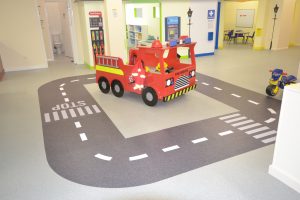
[103, 0, 127, 61]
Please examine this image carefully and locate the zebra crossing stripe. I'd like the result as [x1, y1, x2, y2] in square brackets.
[61, 110, 68, 119]
[238, 123, 261, 130]
[77, 107, 85, 116]
[265, 118, 276, 123]
[225, 116, 247, 123]
[85, 106, 93, 114]
[231, 119, 254, 127]
[53, 111, 59, 121]
[92, 105, 101, 113]
[219, 113, 240, 120]
[74, 121, 82, 128]
[69, 109, 77, 118]
[245, 126, 269, 135]
[44, 113, 50, 123]
[253, 130, 276, 139]
[262, 136, 276, 144]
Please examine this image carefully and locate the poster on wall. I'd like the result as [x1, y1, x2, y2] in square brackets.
[236, 9, 255, 28]
[89, 11, 105, 65]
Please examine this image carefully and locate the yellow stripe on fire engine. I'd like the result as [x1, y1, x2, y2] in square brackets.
[96, 65, 124, 76]
[163, 84, 197, 102]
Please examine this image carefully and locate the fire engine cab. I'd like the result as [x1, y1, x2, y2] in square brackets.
[95, 37, 197, 106]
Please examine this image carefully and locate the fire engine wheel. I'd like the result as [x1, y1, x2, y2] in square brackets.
[98, 77, 110, 94]
[142, 87, 158, 107]
[111, 80, 124, 97]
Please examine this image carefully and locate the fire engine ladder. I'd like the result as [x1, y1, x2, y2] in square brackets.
[96, 55, 119, 68]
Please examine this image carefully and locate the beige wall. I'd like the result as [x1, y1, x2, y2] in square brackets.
[0, 0, 47, 71]
[223, 1, 259, 32]
[290, 0, 300, 46]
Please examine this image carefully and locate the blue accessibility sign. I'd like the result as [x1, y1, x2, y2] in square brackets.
[208, 10, 215, 19]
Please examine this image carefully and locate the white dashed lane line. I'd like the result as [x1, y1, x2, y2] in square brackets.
[201, 82, 210, 86]
[60, 83, 65, 87]
[59, 87, 64, 91]
[62, 92, 67, 96]
[213, 87, 222, 91]
[79, 133, 88, 141]
[70, 79, 79, 83]
[218, 130, 234, 136]
[248, 100, 259, 105]
[74, 121, 82, 128]
[87, 77, 96, 80]
[264, 118, 276, 124]
[231, 93, 241, 98]
[191, 137, 208, 144]
[95, 153, 112, 161]
[162, 145, 180, 152]
[64, 98, 70, 102]
[268, 108, 277, 114]
[129, 154, 148, 161]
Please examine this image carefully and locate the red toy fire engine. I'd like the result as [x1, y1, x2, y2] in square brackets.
[95, 37, 197, 106]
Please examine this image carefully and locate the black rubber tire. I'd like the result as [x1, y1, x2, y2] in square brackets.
[98, 77, 110, 94]
[266, 85, 277, 96]
[111, 80, 124, 97]
[142, 87, 158, 106]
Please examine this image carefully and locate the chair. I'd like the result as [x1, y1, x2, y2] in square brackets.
[245, 31, 255, 44]
[235, 32, 245, 43]
[227, 30, 237, 43]
[224, 30, 232, 41]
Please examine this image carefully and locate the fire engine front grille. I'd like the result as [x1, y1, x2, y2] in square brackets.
[175, 75, 189, 91]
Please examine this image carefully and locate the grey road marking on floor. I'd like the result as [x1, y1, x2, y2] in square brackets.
[245, 126, 270, 135]
[129, 154, 148, 161]
[219, 113, 241, 120]
[218, 130, 233, 136]
[238, 123, 261, 130]
[191, 137, 208, 144]
[225, 116, 247, 123]
[253, 130, 277, 139]
[262, 136, 276, 143]
[39, 74, 281, 187]
[231, 119, 254, 127]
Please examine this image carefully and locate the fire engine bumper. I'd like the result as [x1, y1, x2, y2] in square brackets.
[163, 84, 197, 102]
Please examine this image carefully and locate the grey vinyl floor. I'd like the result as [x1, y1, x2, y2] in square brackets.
[1, 45, 300, 200]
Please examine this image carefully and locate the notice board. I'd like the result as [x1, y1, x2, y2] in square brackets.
[236, 9, 255, 28]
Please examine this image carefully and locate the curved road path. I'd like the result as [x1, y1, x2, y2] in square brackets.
[38, 73, 281, 188]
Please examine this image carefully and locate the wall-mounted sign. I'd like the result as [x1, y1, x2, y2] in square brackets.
[208, 10, 215, 20]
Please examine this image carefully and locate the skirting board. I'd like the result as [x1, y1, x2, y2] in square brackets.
[5, 64, 48, 72]
[269, 165, 300, 193]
